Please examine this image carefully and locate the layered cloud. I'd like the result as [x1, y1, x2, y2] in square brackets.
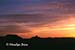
[0, 0, 75, 14]
[0, 0, 75, 38]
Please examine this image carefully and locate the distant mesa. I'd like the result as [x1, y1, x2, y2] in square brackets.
[0, 34, 75, 39]
[5, 34, 23, 39]
[6, 35, 20, 38]
[6, 35, 21, 38]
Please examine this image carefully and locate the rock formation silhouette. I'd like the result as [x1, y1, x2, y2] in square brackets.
[0, 35, 75, 49]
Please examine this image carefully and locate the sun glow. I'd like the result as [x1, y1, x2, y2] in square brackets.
[50, 27, 75, 30]
[17, 16, 75, 38]
[66, 24, 75, 27]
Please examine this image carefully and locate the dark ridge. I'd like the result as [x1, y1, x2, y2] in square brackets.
[0, 35, 75, 49]
[5, 35, 22, 39]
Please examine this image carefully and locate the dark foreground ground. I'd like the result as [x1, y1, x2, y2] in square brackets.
[0, 35, 75, 49]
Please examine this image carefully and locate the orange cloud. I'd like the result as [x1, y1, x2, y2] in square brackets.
[0, 0, 75, 39]
[17, 16, 75, 38]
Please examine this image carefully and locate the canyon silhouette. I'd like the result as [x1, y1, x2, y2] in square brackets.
[0, 34, 75, 49]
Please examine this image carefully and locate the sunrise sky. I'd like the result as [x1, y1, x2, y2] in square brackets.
[0, 0, 75, 38]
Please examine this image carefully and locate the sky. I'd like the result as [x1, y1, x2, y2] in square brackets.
[0, 0, 75, 38]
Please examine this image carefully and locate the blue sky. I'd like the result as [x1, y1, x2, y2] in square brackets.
[0, 0, 75, 14]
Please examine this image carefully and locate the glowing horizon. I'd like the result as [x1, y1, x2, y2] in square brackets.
[0, 0, 75, 39]
[17, 17, 75, 38]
